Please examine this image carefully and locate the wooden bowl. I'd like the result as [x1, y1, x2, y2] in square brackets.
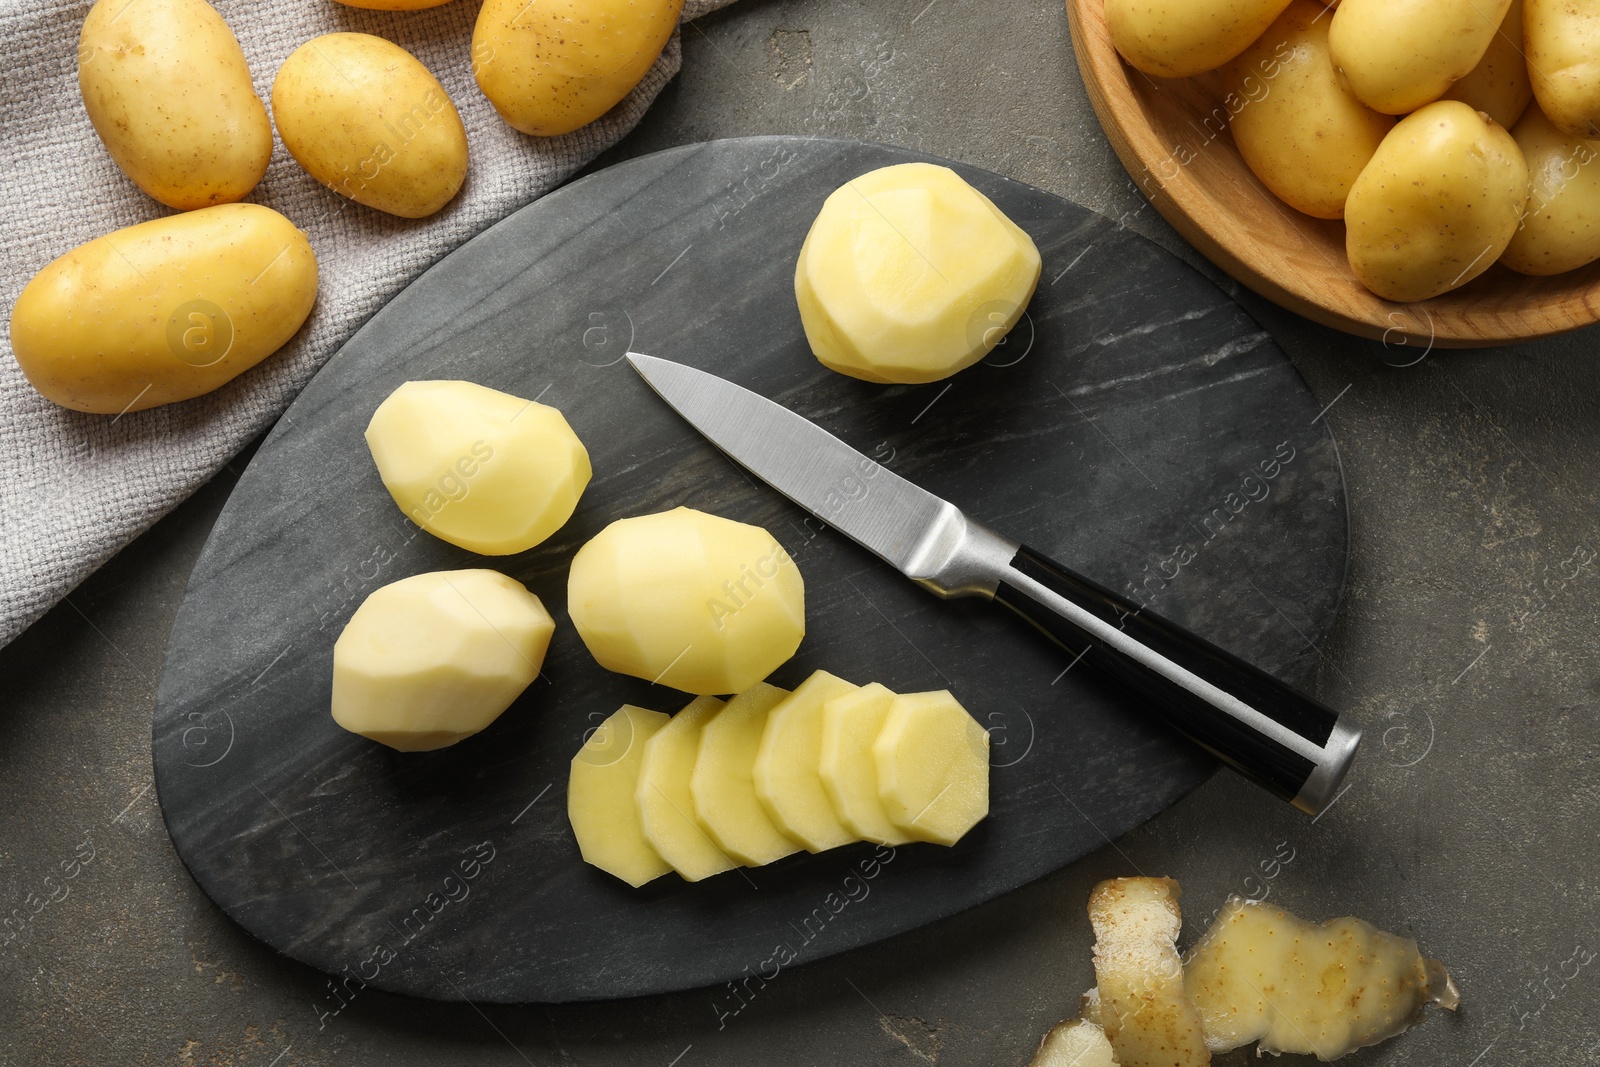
[1065, 0, 1600, 348]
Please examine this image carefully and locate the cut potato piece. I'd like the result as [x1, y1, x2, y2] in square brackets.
[568, 507, 805, 695]
[691, 684, 803, 866]
[637, 696, 734, 882]
[819, 683, 913, 846]
[1184, 896, 1459, 1058]
[873, 690, 989, 845]
[795, 162, 1041, 384]
[366, 380, 590, 556]
[331, 569, 554, 751]
[753, 671, 860, 852]
[1031, 1019, 1120, 1067]
[568, 705, 672, 887]
[1088, 877, 1210, 1067]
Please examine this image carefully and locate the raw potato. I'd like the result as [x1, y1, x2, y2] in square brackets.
[1103, 0, 1294, 78]
[9, 204, 317, 414]
[1329, 0, 1512, 115]
[1223, 1, 1394, 219]
[569, 705, 672, 887]
[1526, 0, 1600, 138]
[1088, 877, 1211, 1067]
[1345, 101, 1530, 301]
[753, 671, 860, 852]
[273, 33, 469, 218]
[819, 683, 913, 846]
[365, 380, 591, 555]
[1441, 0, 1532, 130]
[873, 690, 989, 845]
[637, 697, 734, 881]
[690, 684, 803, 866]
[567, 507, 805, 696]
[1030, 1019, 1120, 1067]
[1502, 106, 1600, 275]
[78, 0, 271, 210]
[795, 163, 1041, 384]
[1184, 896, 1460, 1058]
[472, 0, 683, 136]
[332, 570, 555, 751]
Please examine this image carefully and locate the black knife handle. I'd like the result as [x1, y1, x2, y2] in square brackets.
[993, 545, 1360, 814]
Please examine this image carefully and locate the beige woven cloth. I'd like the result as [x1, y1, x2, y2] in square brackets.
[0, 0, 733, 648]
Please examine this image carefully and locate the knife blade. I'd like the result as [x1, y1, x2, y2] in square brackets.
[626, 352, 1360, 815]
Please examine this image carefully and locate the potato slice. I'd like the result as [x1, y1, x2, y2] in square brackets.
[795, 162, 1041, 384]
[753, 671, 860, 852]
[873, 690, 989, 845]
[332, 569, 554, 751]
[366, 381, 591, 556]
[568, 705, 672, 887]
[1088, 877, 1210, 1067]
[1030, 1019, 1120, 1067]
[690, 684, 803, 866]
[1184, 896, 1459, 1058]
[819, 683, 913, 846]
[637, 696, 734, 882]
[568, 507, 805, 696]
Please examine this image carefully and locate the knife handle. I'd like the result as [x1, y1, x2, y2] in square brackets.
[992, 545, 1360, 814]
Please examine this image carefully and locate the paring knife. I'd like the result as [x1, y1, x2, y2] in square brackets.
[626, 352, 1361, 815]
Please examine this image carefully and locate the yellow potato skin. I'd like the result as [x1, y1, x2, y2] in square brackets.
[272, 33, 469, 219]
[1441, 0, 1531, 131]
[1329, 0, 1513, 115]
[9, 204, 317, 414]
[1502, 105, 1600, 276]
[1104, 0, 1295, 79]
[1345, 101, 1530, 302]
[1526, 0, 1600, 138]
[472, 0, 684, 136]
[1223, 1, 1394, 219]
[77, 0, 272, 210]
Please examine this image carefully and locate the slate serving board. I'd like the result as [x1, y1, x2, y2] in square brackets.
[152, 136, 1348, 1003]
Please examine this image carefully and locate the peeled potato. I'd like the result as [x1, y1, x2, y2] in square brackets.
[637, 696, 734, 882]
[1223, 1, 1395, 219]
[1441, 0, 1532, 130]
[272, 33, 469, 218]
[1526, 0, 1600, 138]
[568, 705, 672, 887]
[1088, 877, 1210, 1067]
[472, 0, 683, 137]
[331, 569, 554, 751]
[819, 683, 913, 846]
[1030, 1019, 1120, 1067]
[690, 684, 803, 866]
[1345, 101, 1530, 301]
[1184, 896, 1459, 1058]
[365, 380, 591, 555]
[753, 670, 860, 853]
[1502, 105, 1600, 275]
[1329, 0, 1512, 115]
[873, 690, 989, 845]
[1104, 0, 1294, 78]
[567, 507, 805, 695]
[795, 163, 1041, 384]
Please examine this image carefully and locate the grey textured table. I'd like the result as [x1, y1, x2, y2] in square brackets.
[3, 0, 1598, 1064]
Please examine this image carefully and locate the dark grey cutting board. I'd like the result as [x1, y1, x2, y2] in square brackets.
[152, 136, 1347, 1003]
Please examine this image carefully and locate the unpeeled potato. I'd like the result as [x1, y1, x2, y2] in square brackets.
[1104, 0, 1295, 79]
[1345, 101, 1529, 301]
[1223, 1, 1394, 219]
[1329, 0, 1512, 115]
[472, 0, 683, 136]
[1526, 0, 1600, 138]
[1441, 0, 1532, 131]
[273, 33, 469, 218]
[1502, 105, 1600, 276]
[78, 0, 272, 209]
